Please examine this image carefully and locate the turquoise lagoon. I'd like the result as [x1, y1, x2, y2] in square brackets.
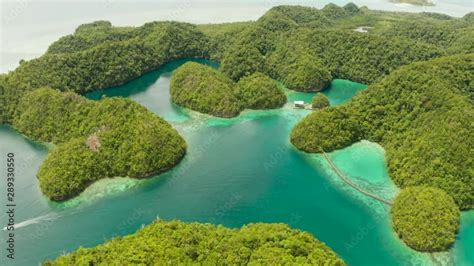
[0, 59, 472, 266]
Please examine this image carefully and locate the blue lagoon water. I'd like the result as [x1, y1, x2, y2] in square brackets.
[0, 59, 472, 266]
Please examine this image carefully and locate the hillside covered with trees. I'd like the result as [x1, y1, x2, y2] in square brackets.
[391, 187, 460, 251]
[44, 221, 345, 265]
[291, 54, 473, 210]
[14, 88, 186, 200]
[291, 53, 473, 251]
[0, 21, 209, 124]
[170, 62, 241, 118]
[235, 72, 287, 109]
[170, 63, 286, 117]
[312, 93, 330, 109]
[0, 20, 211, 200]
[206, 3, 467, 87]
[0, 1, 472, 259]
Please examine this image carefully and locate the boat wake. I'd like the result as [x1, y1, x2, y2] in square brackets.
[2, 213, 60, 231]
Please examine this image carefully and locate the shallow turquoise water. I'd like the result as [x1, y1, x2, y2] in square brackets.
[286, 79, 367, 106]
[0, 59, 472, 265]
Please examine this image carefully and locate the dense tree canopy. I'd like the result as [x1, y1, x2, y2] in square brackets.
[391, 187, 460, 252]
[256, 9, 298, 32]
[198, 21, 253, 61]
[268, 5, 331, 27]
[293, 28, 442, 84]
[211, 3, 452, 91]
[45, 220, 345, 265]
[171, 63, 287, 116]
[46, 20, 135, 54]
[235, 72, 286, 109]
[343, 3, 360, 15]
[1, 4, 472, 204]
[291, 106, 363, 152]
[14, 88, 186, 200]
[291, 54, 474, 210]
[220, 43, 266, 82]
[0, 4, 472, 258]
[170, 62, 242, 118]
[321, 3, 350, 20]
[266, 46, 332, 92]
[0, 21, 214, 200]
[0, 21, 209, 124]
[312, 93, 330, 109]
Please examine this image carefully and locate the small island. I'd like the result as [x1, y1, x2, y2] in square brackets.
[14, 88, 187, 201]
[170, 62, 242, 118]
[170, 62, 287, 118]
[391, 187, 460, 251]
[312, 93, 330, 109]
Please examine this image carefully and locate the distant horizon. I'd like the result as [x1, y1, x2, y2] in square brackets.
[1, 0, 473, 72]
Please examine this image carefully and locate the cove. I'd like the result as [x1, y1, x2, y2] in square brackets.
[0, 59, 472, 266]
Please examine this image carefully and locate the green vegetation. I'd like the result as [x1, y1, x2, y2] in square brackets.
[0, 4, 472, 258]
[291, 106, 361, 152]
[291, 54, 473, 210]
[1, 21, 209, 124]
[198, 21, 253, 61]
[170, 62, 241, 118]
[212, 3, 451, 90]
[343, 3, 361, 15]
[312, 93, 330, 109]
[266, 5, 472, 252]
[220, 43, 265, 82]
[287, 28, 441, 84]
[14, 88, 186, 201]
[217, 21, 284, 82]
[266, 6, 331, 28]
[235, 72, 286, 109]
[266, 46, 332, 92]
[170, 63, 287, 117]
[44, 220, 345, 265]
[321, 3, 351, 19]
[1, 3, 471, 200]
[46, 21, 135, 54]
[373, 20, 454, 46]
[0, 20, 212, 200]
[391, 187, 460, 251]
[372, 20, 473, 56]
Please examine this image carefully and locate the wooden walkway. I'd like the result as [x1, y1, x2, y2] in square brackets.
[320, 149, 393, 206]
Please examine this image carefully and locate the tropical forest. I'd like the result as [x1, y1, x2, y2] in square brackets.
[0, 1, 472, 265]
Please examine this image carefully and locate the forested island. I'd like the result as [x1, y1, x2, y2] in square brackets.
[44, 221, 345, 265]
[170, 63, 286, 117]
[0, 2, 472, 262]
[391, 187, 460, 251]
[14, 88, 186, 200]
